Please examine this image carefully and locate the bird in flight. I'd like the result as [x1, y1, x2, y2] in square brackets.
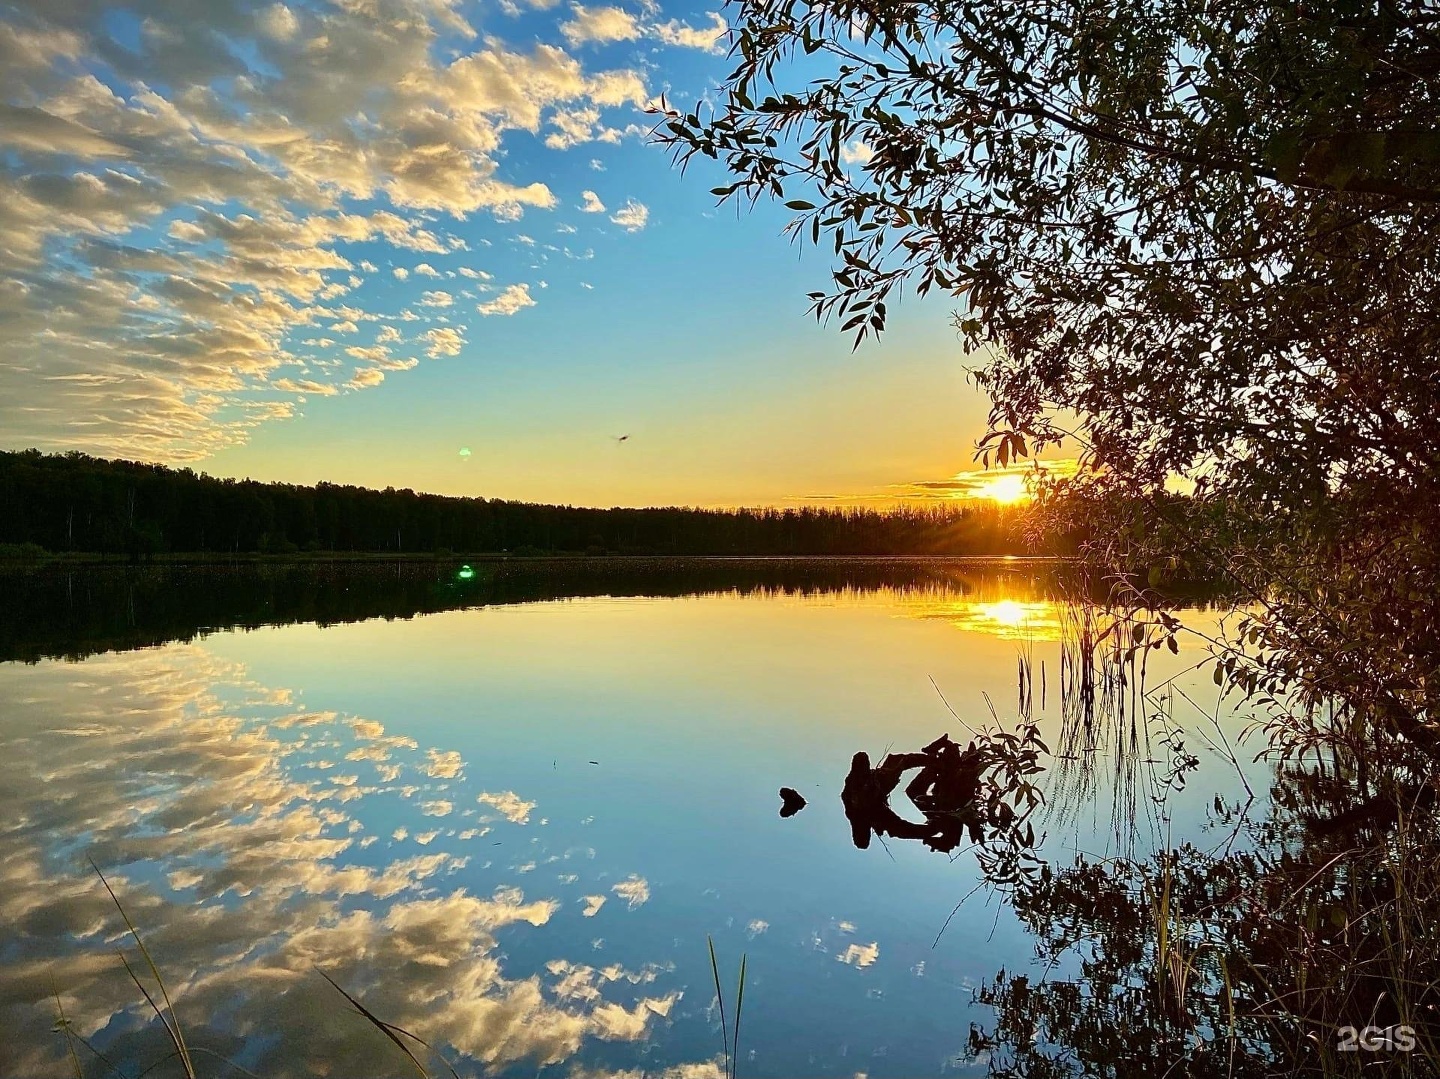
[611, 434, 630, 444]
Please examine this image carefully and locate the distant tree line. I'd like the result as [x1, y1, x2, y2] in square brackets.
[0, 450, 1034, 558]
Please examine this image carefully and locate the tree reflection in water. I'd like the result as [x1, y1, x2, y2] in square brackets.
[932, 601, 1440, 1078]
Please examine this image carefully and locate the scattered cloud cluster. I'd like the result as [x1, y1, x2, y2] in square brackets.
[0, 0, 681, 461]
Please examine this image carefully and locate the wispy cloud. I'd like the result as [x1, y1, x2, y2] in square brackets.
[609, 199, 649, 231]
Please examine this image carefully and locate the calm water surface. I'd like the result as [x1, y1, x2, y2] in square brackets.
[0, 561, 1254, 1077]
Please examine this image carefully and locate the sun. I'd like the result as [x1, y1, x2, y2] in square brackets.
[972, 472, 1030, 504]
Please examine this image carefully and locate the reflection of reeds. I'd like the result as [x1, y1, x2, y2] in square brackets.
[81, 862, 462, 1079]
[708, 936, 747, 1079]
[51, 985, 86, 1079]
[1040, 596, 1158, 855]
[91, 859, 196, 1079]
[1145, 847, 1200, 1024]
[318, 968, 460, 1079]
[1034, 587, 1221, 858]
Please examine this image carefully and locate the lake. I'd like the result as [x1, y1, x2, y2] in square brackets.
[0, 559, 1257, 1078]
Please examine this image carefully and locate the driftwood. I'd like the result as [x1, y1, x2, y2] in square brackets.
[840, 734, 989, 853]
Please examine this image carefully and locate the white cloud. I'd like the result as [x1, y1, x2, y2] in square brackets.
[425, 749, 464, 779]
[419, 290, 454, 307]
[423, 326, 466, 357]
[476, 283, 536, 317]
[413, 263, 442, 277]
[611, 875, 650, 909]
[609, 199, 649, 231]
[561, 4, 642, 46]
[841, 139, 875, 165]
[393, 266, 410, 280]
[838, 941, 880, 968]
[579, 190, 606, 213]
[257, 3, 301, 41]
[476, 790, 538, 824]
[653, 13, 728, 53]
[347, 368, 386, 389]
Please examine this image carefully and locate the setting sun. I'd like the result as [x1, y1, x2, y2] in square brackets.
[972, 473, 1030, 504]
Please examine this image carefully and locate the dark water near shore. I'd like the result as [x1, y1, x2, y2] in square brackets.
[0, 559, 1255, 1077]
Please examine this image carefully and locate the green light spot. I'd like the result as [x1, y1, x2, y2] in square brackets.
[457, 565, 475, 580]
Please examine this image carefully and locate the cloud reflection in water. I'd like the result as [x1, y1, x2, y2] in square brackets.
[0, 646, 696, 1078]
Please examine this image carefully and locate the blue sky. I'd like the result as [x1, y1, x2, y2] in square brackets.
[0, 0, 994, 505]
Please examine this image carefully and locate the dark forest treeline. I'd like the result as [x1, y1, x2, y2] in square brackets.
[0, 450, 1035, 558]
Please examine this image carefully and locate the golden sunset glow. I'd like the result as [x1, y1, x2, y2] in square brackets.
[970, 473, 1031, 504]
[874, 460, 1082, 507]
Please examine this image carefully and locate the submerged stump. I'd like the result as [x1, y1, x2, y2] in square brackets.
[841, 735, 990, 852]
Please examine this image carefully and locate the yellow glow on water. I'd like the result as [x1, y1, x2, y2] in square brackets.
[909, 597, 1064, 641]
[983, 599, 1029, 627]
